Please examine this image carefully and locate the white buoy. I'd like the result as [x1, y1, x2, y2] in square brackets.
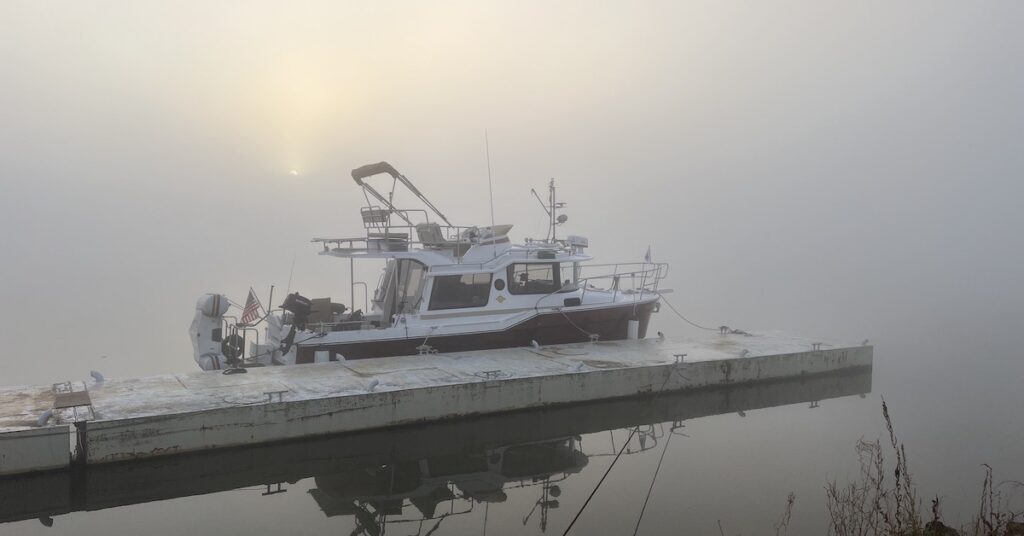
[627, 320, 640, 340]
[37, 409, 53, 427]
[90, 370, 105, 383]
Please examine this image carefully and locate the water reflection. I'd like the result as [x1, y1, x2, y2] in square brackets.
[0, 367, 870, 533]
[310, 437, 587, 534]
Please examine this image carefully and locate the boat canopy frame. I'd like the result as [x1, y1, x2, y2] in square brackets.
[351, 162, 453, 227]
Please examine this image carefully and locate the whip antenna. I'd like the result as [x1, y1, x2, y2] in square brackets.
[485, 129, 496, 229]
[285, 253, 296, 295]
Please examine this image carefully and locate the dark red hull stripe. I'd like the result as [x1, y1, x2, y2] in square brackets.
[296, 301, 657, 363]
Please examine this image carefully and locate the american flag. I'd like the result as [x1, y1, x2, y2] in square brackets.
[240, 288, 264, 325]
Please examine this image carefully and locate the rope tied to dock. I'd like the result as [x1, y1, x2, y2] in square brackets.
[656, 292, 717, 331]
[657, 292, 751, 336]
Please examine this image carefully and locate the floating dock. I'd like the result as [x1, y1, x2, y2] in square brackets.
[0, 332, 872, 477]
[0, 365, 872, 526]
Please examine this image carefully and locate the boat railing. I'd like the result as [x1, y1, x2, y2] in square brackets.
[361, 206, 471, 238]
[352, 281, 370, 312]
[361, 206, 432, 230]
[317, 207, 496, 258]
[576, 262, 669, 301]
[586, 425, 664, 458]
[388, 496, 477, 527]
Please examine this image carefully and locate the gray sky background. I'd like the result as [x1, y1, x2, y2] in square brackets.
[1, 1, 1022, 385]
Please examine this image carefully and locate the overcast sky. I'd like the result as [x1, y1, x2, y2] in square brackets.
[1, 1, 1022, 384]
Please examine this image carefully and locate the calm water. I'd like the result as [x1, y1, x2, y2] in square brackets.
[1, 328, 1022, 535]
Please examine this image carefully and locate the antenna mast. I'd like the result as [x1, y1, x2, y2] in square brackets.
[485, 130, 496, 229]
[531, 178, 566, 243]
[548, 178, 556, 242]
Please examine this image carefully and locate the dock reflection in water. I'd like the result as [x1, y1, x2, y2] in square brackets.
[0, 367, 871, 534]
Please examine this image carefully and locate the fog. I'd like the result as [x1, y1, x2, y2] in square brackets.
[1, 1, 1022, 392]
[3, 3, 1024, 534]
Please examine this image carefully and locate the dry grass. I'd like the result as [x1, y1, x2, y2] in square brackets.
[775, 492, 796, 536]
[825, 399, 1023, 536]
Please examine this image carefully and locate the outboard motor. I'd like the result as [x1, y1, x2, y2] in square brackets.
[279, 292, 312, 355]
[281, 292, 312, 329]
[190, 294, 230, 371]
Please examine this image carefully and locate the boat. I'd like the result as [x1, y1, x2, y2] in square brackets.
[189, 162, 669, 370]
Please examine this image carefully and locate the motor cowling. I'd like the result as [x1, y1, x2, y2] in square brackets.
[198, 293, 230, 317]
[281, 292, 312, 329]
[190, 293, 230, 371]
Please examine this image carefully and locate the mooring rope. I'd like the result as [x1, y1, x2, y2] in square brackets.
[560, 426, 641, 535]
[561, 365, 680, 535]
[632, 427, 675, 535]
[557, 307, 597, 339]
[656, 292, 719, 332]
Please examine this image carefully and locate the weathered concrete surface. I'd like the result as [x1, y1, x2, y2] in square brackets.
[0, 427, 70, 476]
[0, 367, 871, 524]
[0, 332, 872, 475]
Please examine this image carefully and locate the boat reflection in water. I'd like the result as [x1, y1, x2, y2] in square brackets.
[0, 367, 871, 533]
[311, 437, 587, 534]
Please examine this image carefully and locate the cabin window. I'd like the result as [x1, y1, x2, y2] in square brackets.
[507, 263, 559, 294]
[560, 262, 579, 289]
[429, 273, 492, 310]
[377, 259, 428, 319]
[395, 261, 427, 314]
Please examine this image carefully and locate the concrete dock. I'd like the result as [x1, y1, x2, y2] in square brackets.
[0, 332, 872, 476]
[0, 366, 872, 526]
